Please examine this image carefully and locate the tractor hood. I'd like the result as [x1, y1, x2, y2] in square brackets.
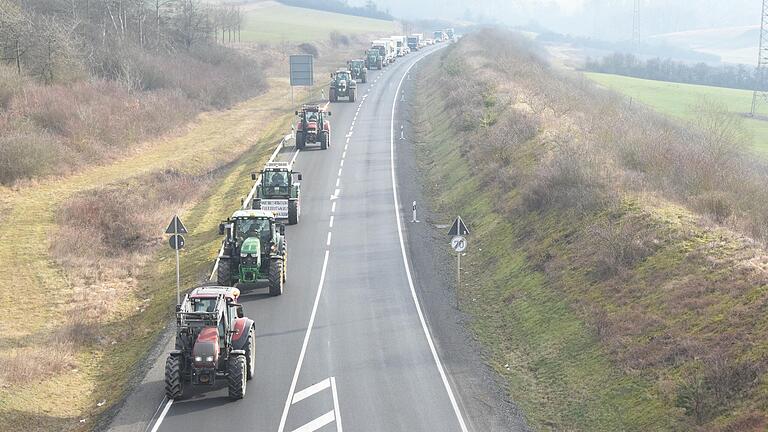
[192, 327, 219, 367]
[240, 237, 262, 255]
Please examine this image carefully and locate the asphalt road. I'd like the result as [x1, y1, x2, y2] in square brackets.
[108, 44, 474, 432]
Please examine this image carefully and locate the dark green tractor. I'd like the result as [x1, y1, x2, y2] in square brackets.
[329, 69, 356, 103]
[217, 210, 287, 296]
[251, 161, 301, 225]
[365, 48, 382, 70]
[347, 59, 367, 83]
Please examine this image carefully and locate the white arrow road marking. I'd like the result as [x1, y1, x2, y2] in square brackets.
[290, 411, 335, 432]
[292, 378, 331, 405]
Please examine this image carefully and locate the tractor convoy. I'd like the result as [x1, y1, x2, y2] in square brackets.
[164, 29, 454, 401]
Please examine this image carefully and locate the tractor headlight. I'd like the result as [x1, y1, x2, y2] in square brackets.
[194, 356, 203, 362]
[250, 253, 257, 258]
[205, 356, 214, 362]
[240, 252, 247, 258]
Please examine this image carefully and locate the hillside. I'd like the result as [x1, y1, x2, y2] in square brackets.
[587, 72, 768, 156]
[413, 29, 768, 431]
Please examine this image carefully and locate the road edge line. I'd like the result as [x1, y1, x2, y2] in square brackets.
[389, 47, 469, 432]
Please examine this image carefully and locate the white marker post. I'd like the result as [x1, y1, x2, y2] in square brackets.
[400, 125, 405, 140]
[412, 201, 418, 223]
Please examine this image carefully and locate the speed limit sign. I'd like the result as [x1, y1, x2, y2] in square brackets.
[451, 235, 467, 252]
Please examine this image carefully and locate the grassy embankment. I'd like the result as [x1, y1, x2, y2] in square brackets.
[586, 72, 768, 156]
[239, 1, 398, 43]
[413, 30, 768, 431]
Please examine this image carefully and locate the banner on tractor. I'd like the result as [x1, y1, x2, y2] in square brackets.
[261, 199, 289, 219]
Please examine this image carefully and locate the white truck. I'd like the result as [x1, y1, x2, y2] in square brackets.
[390, 35, 407, 56]
[371, 39, 396, 65]
[407, 33, 423, 51]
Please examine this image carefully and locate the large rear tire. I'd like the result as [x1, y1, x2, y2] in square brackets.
[244, 330, 255, 380]
[349, 89, 356, 103]
[288, 200, 299, 225]
[296, 132, 306, 149]
[320, 131, 329, 150]
[165, 355, 183, 400]
[329, 88, 336, 103]
[217, 258, 233, 286]
[268, 258, 284, 296]
[227, 354, 246, 400]
[362, 73, 367, 83]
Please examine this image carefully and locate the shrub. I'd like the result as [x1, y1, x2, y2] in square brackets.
[297, 43, 319, 58]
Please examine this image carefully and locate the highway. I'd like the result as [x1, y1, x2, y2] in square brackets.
[109, 44, 472, 432]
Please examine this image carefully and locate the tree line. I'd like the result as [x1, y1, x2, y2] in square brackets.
[0, 0, 244, 83]
[585, 53, 763, 92]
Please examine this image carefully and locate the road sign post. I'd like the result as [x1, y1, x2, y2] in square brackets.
[165, 215, 188, 305]
[448, 217, 470, 309]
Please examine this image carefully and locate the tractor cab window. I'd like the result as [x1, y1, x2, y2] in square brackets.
[267, 171, 288, 188]
[235, 218, 271, 244]
[307, 112, 318, 123]
[192, 297, 216, 313]
[338, 72, 350, 80]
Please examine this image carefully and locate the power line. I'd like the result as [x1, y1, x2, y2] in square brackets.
[752, 0, 768, 116]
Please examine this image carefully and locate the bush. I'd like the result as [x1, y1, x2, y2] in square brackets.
[329, 31, 350, 48]
[297, 43, 319, 58]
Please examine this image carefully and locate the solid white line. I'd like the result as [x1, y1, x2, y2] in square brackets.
[326, 231, 332, 246]
[290, 148, 301, 166]
[149, 398, 173, 432]
[389, 49, 469, 432]
[331, 377, 343, 432]
[290, 411, 335, 432]
[329, 215, 335, 227]
[331, 202, 336, 213]
[292, 378, 330, 405]
[277, 250, 331, 432]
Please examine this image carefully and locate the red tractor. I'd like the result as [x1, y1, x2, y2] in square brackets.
[165, 286, 255, 400]
[295, 104, 331, 150]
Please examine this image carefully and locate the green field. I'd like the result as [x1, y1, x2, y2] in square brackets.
[586, 72, 768, 155]
[239, 2, 398, 43]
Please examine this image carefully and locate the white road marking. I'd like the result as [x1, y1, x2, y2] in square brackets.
[290, 148, 301, 166]
[331, 202, 336, 213]
[342, 151, 346, 158]
[149, 398, 173, 432]
[329, 215, 335, 227]
[331, 377, 343, 432]
[340, 159, 344, 167]
[389, 49, 469, 432]
[290, 411, 335, 432]
[345, 137, 350, 144]
[334, 188, 340, 196]
[277, 249, 331, 432]
[335, 178, 340, 187]
[292, 378, 330, 405]
[326, 231, 332, 246]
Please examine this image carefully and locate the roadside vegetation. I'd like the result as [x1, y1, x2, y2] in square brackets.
[414, 29, 768, 431]
[0, 0, 266, 185]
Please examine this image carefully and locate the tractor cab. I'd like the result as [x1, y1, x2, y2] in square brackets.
[329, 69, 357, 103]
[217, 210, 286, 295]
[251, 161, 302, 225]
[365, 48, 382, 70]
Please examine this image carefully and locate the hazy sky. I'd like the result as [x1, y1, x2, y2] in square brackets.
[362, 0, 761, 39]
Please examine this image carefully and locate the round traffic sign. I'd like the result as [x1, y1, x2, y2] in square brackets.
[451, 235, 467, 252]
[169, 234, 185, 250]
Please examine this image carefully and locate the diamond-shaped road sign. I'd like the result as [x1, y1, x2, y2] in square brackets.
[448, 216, 470, 236]
[165, 215, 188, 234]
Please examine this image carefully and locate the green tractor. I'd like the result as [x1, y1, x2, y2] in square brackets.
[365, 48, 383, 70]
[251, 161, 301, 225]
[329, 69, 356, 103]
[217, 210, 287, 296]
[347, 59, 367, 83]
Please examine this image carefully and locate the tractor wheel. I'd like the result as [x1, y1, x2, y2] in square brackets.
[288, 200, 299, 225]
[296, 132, 306, 150]
[362, 73, 367, 83]
[268, 258, 284, 296]
[349, 89, 356, 103]
[165, 355, 183, 400]
[227, 354, 247, 400]
[244, 329, 255, 380]
[329, 88, 336, 102]
[217, 258, 233, 286]
[320, 131, 329, 150]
